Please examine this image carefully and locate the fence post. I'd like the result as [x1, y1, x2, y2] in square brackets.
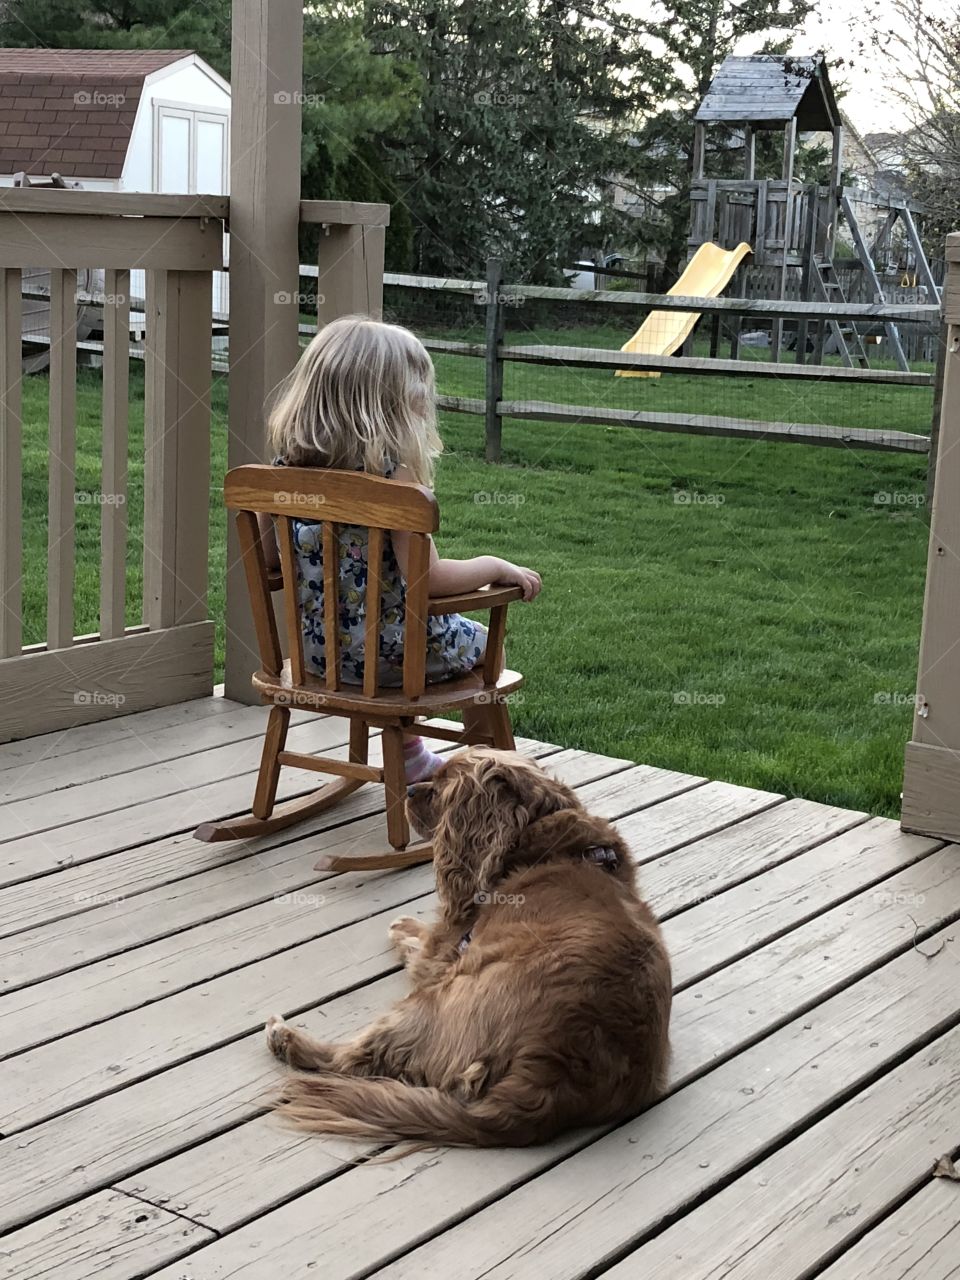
[925, 321, 948, 516]
[484, 257, 505, 463]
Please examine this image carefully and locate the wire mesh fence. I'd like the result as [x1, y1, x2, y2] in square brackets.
[378, 267, 938, 459]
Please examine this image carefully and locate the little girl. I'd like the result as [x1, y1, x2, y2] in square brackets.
[261, 315, 541, 782]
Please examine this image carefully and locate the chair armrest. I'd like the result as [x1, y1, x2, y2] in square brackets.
[427, 584, 524, 615]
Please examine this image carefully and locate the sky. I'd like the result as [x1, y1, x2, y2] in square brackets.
[791, 0, 916, 132]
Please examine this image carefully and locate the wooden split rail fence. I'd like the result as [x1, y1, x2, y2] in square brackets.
[390, 259, 941, 462]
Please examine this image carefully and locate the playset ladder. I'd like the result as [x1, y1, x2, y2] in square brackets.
[808, 260, 870, 368]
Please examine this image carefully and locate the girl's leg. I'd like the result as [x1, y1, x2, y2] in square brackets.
[403, 735, 443, 783]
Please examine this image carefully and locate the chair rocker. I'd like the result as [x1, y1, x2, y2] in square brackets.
[194, 464, 525, 871]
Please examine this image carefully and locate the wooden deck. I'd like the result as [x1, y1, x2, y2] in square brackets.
[1, 693, 959, 1280]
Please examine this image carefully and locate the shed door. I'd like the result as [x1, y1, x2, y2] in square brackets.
[154, 103, 230, 315]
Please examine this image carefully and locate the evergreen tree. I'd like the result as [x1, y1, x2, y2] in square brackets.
[626, 1, 816, 276]
[365, 0, 665, 280]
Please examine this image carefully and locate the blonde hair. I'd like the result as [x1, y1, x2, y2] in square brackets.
[267, 316, 442, 486]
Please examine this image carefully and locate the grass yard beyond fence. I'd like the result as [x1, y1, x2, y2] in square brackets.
[20, 341, 932, 818]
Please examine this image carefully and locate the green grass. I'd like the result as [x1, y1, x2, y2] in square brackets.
[20, 333, 934, 818]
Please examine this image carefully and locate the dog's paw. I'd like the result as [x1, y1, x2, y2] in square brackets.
[389, 915, 425, 961]
[265, 1013, 293, 1061]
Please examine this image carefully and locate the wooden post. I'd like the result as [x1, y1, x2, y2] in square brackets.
[224, 0, 304, 702]
[484, 257, 505, 463]
[771, 120, 797, 362]
[143, 269, 213, 631]
[0, 268, 21, 658]
[692, 123, 706, 181]
[902, 234, 960, 839]
[315, 223, 386, 327]
[743, 125, 755, 180]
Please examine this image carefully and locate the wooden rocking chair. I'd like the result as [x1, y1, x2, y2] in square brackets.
[194, 464, 525, 871]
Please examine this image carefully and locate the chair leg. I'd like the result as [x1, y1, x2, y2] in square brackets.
[349, 718, 368, 766]
[381, 724, 410, 850]
[252, 705, 290, 819]
[488, 700, 516, 749]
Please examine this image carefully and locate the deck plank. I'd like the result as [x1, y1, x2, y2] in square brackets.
[0, 702, 313, 803]
[0, 716, 350, 843]
[642, 796, 868, 915]
[662, 816, 937, 985]
[0, 718, 352, 885]
[0, 694, 237, 775]
[610, 1024, 960, 1279]
[616, 780, 783, 859]
[817, 1179, 960, 1279]
[0, 1189, 215, 1280]
[136, 920, 960, 1277]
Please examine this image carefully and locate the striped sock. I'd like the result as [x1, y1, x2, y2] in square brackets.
[403, 736, 443, 783]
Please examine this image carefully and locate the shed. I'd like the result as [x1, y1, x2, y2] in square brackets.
[0, 48, 230, 191]
[695, 54, 841, 131]
[0, 49, 232, 351]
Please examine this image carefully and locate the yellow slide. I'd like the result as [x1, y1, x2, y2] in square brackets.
[617, 241, 752, 377]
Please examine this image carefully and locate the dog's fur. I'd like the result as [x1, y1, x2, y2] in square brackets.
[265, 747, 672, 1147]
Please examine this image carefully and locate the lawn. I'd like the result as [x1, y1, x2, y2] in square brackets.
[19, 326, 934, 818]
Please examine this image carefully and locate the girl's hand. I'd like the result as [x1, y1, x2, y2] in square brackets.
[495, 560, 542, 602]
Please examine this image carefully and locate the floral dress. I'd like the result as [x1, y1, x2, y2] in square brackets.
[279, 460, 486, 687]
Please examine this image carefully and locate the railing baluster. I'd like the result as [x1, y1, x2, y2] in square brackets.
[47, 268, 77, 650]
[143, 268, 212, 630]
[0, 267, 22, 656]
[100, 268, 130, 640]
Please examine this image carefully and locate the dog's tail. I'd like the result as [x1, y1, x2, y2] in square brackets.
[272, 1066, 560, 1148]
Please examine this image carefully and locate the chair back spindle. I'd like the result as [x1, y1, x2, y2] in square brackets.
[275, 514, 307, 686]
[225, 465, 440, 702]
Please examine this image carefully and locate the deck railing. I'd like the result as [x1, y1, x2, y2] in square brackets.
[0, 190, 226, 742]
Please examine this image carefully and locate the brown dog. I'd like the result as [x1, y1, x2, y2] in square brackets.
[264, 748, 672, 1147]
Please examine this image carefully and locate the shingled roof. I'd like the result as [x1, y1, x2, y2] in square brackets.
[695, 55, 841, 132]
[0, 49, 194, 179]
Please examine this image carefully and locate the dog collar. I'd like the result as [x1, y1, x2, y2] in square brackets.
[457, 928, 472, 954]
[583, 844, 619, 871]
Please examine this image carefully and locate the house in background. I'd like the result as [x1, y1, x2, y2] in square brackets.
[0, 48, 231, 332]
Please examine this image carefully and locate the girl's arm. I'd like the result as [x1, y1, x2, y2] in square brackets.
[389, 468, 541, 602]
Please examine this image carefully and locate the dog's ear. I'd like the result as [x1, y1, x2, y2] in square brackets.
[432, 754, 533, 925]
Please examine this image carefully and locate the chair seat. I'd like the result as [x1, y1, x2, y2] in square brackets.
[253, 659, 523, 718]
